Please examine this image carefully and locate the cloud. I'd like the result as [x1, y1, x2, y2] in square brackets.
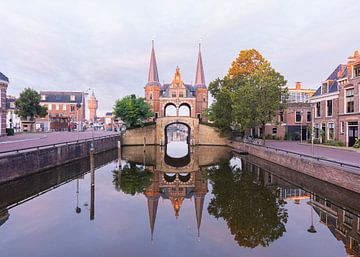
[1, 0, 360, 115]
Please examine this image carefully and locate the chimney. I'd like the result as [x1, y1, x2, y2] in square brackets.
[295, 82, 301, 90]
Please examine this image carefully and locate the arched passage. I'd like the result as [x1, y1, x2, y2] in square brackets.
[164, 103, 177, 117]
[178, 103, 191, 117]
[164, 122, 191, 167]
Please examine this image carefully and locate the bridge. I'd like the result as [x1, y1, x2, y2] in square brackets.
[122, 116, 228, 146]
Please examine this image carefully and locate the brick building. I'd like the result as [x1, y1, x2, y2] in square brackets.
[310, 50, 360, 146]
[88, 91, 98, 123]
[253, 82, 314, 140]
[37, 91, 86, 131]
[0, 72, 9, 136]
[144, 42, 208, 119]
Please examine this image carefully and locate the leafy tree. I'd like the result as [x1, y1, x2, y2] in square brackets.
[15, 88, 47, 120]
[228, 49, 267, 78]
[112, 161, 153, 196]
[207, 159, 288, 248]
[113, 95, 154, 128]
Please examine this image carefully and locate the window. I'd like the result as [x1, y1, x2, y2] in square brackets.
[346, 89, 355, 113]
[48, 104, 52, 110]
[316, 102, 321, 117]
[63, 104, 67, 111]
[355, 64, 360, 77]
[56, 104, 59, 111]
[172, 92, 176, 98]
[344, 210, 354, 227]
[279, 111, 284, 122]
[328, 123, 334, 140]
[326, 100, 333, 116]
[70, 105, 75, 112]
[149, 94, 152, 100]
[70, 95, 75, 101]
[272, 127, 277, 135]
[203, 98, 206, 102]
[41, 94, 46, 100]
[340, 121, 345, 134]
[322, 83, 328, 94]
[307, 111, 311, 122]
[295, 111, 302, 123]
[314, 124, 320, 139]
[352, 239, 359, 254]
[179, 92, 184, 98]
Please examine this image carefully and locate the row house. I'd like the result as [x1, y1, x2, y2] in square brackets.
[252, 82, 315, 140]
[310, 51, 360, 146]
[37, 91, 86, 131]
[0, 72, 9, 136]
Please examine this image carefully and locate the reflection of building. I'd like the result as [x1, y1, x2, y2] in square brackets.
[38, 91, 86, 131]
[166, 123, 188, 142]
[310, 195, 360, 257]
[144, 168, 208, 240]
[144, 42, 208, 119]
[0, 72, 9, 136]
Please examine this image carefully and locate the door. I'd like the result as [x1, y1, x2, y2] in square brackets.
[348, 122, 358, 147]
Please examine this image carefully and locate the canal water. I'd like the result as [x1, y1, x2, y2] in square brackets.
[0, 143, 359, 257]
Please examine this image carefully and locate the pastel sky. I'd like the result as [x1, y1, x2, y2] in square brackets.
[1, 0, 359, 115]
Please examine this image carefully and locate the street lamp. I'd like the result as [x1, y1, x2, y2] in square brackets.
[307, 194, 317, 234]
[300, 110, 304, 144]
[311, 103, 315, 157]
[76, 102, 82, 141]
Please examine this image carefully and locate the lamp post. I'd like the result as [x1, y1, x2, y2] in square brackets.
[307, 194, 317, 234]
[76, 102, 82, 141]
[311, 103, 315, 157]
[300, 110, 304, 144]
[75, 178, 81, 214]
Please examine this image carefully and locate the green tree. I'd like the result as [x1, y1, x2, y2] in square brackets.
[112, 162, 153, 195]
[113, 94, 154, 128]
[207, 159, 288, 248]
[15, 88, 47, 120]
[228, 49, 268, 77]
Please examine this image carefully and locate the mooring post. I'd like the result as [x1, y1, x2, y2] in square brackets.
[143, 136, 146, 152]
[90, 149, 95, 221]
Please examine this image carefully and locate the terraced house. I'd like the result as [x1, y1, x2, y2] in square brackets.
[0, 72, 9, 136]
[310, 50, 360, 146]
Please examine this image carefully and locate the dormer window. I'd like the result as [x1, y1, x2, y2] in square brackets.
[355, 64, 360, 77]
[321, 82, 328, 94]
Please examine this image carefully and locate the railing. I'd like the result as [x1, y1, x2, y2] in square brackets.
[236, 140, 360, 171]
[0, 134, 120, 157]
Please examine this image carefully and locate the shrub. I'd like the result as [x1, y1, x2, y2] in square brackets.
[353, 138, 360, 149]
[6, 128, 14, 136]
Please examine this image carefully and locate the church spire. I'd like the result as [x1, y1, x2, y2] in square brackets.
[147, 40, 161, 87]
[147, 195, 159, 241]
[194, 43, 206, 88]
[194, 194, 205, 239]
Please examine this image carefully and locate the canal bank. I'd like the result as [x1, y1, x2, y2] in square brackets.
[0, 134, 120, 183]
[231, 141, 360, 194]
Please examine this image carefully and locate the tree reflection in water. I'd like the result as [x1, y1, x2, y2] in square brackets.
[112, 161, 153, 196]
[207, 159, 288, 248]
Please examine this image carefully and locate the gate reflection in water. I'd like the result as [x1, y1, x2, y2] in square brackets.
[0, 145, 359, 257]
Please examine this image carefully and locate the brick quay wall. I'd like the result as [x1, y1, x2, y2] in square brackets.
[231, 141, 360, 194]
[0, 135, 120, 183]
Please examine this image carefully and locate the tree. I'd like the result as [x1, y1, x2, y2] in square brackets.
[113, 94, 154, 128]
[15, 88, 47, 120]
[207, 159, 288, 248]
[208, 50, 287, 141]
[112, 161, 153, 195]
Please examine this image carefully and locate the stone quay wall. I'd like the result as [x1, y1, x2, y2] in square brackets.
[232, 141, 360, 193]
[0, 135, 120, 183]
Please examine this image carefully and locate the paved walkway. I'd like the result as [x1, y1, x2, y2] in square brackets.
[265, 140, 360, 167]
[0, 131, 118, 154]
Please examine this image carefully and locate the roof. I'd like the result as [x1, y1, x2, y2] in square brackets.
[194, 44, 206, 88]
[40, 91, 84, 103]
[160, 83, 196, 98]
[0, 72, 9, 83]
[312, 64, 347, 97]
[105, 112, 113, 116]
[146, 41, 161, 87]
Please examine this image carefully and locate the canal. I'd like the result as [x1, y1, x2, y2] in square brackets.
[0, 142, 359, 257]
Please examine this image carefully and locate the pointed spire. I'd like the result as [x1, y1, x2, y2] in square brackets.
[194, 43, 206, 88]
[194, 195, 205, 239]
[147, 196, 159, 241]
[147, 40, 161, 87]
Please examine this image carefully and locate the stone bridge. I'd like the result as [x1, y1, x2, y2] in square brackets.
[122, 116, 228, 146]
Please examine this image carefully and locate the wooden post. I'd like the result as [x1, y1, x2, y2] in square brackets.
[90, 149, 95, 221]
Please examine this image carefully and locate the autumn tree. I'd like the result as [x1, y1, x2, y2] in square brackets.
[228, 49, 267, 77]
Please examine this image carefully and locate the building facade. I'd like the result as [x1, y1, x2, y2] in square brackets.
[37, 91, 86, 131]
[310, 50, 360, 146]
[88, 91, 98, 123]
[6, 96, 21, 132]
[288, 82, 316, 103]
[0, 72, 9, 136]
[144, 42, 208, 119]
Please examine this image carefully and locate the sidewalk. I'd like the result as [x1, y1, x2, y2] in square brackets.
[0, 131, 117, 153]
[265, 140, 360, 167]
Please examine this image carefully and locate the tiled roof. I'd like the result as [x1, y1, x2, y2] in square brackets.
[40, 91, 84, 103]
[312, 87, 321, 97]
[105, 112, 113, 116]
[312, 64, 346, 97]
[160, 83, 196, 98]
[0, 72, 9, 83]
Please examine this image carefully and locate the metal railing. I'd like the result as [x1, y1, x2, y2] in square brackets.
[0, 134, 119, 157]
[236, 141, 360, 171]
